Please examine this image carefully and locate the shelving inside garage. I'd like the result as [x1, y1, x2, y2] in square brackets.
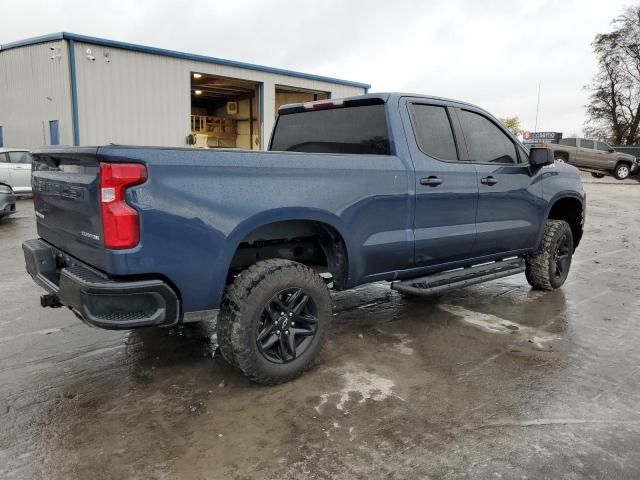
[190, 73, 260, 149]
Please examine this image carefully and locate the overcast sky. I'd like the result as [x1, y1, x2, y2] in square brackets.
[1, 0, 632, 135]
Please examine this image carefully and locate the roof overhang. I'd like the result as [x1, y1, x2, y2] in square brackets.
[0, 32, 371, 90]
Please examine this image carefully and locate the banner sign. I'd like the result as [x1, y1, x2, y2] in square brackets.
[522, 131, 562, 144]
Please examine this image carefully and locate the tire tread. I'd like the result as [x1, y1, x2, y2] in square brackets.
[217, 259, 330, 385]
[525, 219, 571, 290]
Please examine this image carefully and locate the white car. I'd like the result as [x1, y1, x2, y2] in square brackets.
[0, 148, 33, 194]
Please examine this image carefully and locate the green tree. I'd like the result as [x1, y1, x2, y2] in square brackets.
[499, 116, 523, 137]
[586, 6, 640, 145]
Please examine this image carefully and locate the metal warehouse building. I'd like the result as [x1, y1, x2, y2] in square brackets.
[0, 33, 369, 149]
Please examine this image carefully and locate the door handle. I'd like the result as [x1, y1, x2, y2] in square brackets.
[480, 176, 498, 186]
[420, 176, 442, 186]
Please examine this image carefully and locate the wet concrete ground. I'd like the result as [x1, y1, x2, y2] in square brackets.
[1, 175, 639, 479]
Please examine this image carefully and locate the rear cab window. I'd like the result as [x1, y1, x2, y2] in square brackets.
[270, 103, 390, 155]
[408, 104, 459, 161]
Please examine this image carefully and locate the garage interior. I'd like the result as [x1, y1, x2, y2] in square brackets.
[190, 72, 260, 149]
[189, 76, 331, 150]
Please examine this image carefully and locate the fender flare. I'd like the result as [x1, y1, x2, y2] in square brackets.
[534, 192, 585, 251]
[216, 207, 355, 287]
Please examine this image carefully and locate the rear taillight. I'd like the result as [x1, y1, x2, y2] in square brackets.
[99, 162, 147, 249]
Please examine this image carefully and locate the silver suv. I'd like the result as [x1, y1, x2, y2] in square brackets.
[0, 149, 33, 193]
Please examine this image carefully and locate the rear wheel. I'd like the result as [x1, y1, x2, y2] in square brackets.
[217, 259, 331, 385]
[614, 163, 631, 180]
[525, 220, 573, 290]
[590, 172, 605, 179]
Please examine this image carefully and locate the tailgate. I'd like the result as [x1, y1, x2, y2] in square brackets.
[31, 148, 106, 270]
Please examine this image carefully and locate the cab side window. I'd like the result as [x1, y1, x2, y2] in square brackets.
[8, 152, 32, 164]
[0, 153, 8, 163]
[409, 104, 459, 161]
[459, 110, 518, 164]
[596, 142, 611, 152]
[580, 139, 594, 149]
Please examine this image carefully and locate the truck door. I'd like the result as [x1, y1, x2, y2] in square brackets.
[595, 141, 617, 169]
[576, 139, 597, 167]
[455, 108, 543, 256]
[401, 99, 478, 268]
[0, 153, 10, 186]
[7, 151, 33, 192]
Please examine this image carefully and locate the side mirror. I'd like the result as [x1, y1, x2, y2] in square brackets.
[609, 148, 616, 153]
[529, 147, 554, 166]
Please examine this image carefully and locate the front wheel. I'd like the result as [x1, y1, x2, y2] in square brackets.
[525, 220, 574, 290]
[217, 259, 331, 385]
[614, 163, 631, 180]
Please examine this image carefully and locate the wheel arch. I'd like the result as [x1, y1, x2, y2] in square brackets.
[222, 208, 353, 290]
[541, 194, 584, 250]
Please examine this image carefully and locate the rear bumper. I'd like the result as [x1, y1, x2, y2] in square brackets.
[22, 238, 180, 330]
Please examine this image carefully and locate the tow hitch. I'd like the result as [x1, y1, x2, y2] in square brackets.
[40, 294, 62, 308]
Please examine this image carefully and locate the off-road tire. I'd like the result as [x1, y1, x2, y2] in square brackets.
[590, 172, 605, 179]
[525, 220, 573, 290]
[217, 259, 331, 385]
[614, 163, 631, 180]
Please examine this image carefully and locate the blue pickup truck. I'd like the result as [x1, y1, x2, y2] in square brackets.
[23, 93, 585, 384]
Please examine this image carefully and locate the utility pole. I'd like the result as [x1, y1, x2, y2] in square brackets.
[534, 83, 541, 133]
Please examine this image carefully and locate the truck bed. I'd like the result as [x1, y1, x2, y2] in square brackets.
[30, 145, 411, 314]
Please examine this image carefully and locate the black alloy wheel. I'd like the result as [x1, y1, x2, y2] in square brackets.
[553, 232, 572, 280]
[256, 288, 318, 364]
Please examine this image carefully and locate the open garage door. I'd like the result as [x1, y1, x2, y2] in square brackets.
[275, 86, 329, 117]
[190, 73, 261, 149]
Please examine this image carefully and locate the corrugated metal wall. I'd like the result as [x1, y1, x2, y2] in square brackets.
[0, 41, 73, 148]
[72, 41, 365, 147]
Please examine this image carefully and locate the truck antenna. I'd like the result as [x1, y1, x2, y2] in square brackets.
[534, 83, 541, 133]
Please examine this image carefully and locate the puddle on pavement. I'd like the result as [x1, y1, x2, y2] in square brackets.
[438, 304, 560, 349]
[315, 364, 403, 414]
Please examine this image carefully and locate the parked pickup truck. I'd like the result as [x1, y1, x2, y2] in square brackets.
[23, 93, 586, 385]
[552, 137, 638, 180]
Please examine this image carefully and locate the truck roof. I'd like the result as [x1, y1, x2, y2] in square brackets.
[278, 92, 486, 115]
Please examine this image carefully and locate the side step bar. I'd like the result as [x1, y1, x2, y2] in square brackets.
[391, 258, 525, 297]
